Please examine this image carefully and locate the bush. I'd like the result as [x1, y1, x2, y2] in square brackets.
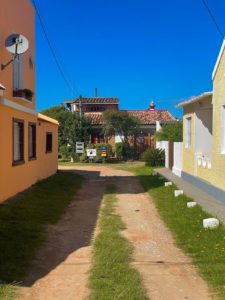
[115, 142, 139, 161]
[142, 148, 165, 167]
[59, 145, 72, 161]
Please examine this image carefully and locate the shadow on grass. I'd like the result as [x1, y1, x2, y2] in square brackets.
[0, 165, 164, 298]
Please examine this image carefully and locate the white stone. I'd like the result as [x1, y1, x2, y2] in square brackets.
[203, 218, 219, 229]
[174, 190, 184, 197]
[151, 172, 157, 176]
[165, 182, 172, 187]
[187, 202, 197, 208]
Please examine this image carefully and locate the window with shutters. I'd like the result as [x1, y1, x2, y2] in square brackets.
[13, 119, 24, 165]
[46, 132, 53, 153]
[13, 54, 24, 91]
[28, 123, 36, 160]
[221, 106, 225, 154]
[185, 117, 192, 148]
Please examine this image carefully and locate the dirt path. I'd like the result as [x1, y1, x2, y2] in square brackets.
[19, 165, 213, 300]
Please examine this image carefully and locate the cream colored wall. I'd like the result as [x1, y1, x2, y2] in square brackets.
[0, 105, 58, 202]
[182, 105, 195, 175]
[0, 0, 35, 110]
[210, 48, 225, 190]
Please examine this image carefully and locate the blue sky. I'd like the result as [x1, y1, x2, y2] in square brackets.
[35, 0, 225, 118]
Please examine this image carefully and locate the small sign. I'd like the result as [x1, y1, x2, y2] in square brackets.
[87, 149, 97, 157]
[101, 145, 107, 157]
[76, 142, 84, 154]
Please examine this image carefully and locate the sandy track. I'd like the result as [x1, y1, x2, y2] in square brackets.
[19, 165, 214, 300]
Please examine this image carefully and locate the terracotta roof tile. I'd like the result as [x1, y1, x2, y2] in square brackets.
[74, 97, 119, 104]
[85, 110, 176, 125]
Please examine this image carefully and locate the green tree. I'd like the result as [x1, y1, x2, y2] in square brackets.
[64, 113, 92, 153]
[103, 110, 140, 144]
[40, 105, 71, 147]
[155, 121, 183, 142]
[40, 105, 92, 156]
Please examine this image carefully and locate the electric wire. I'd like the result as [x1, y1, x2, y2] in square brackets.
[32, 0, 77, 96]
[201, 0, 224, 38]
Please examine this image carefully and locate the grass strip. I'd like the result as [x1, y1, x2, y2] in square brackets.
[0, 171, 82, 299]
[89, 184, 149, 300]
[128, 165, 225, 299]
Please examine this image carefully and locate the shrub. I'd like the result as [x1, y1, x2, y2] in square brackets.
[142, 148, 165, 167]
[115, 142, 139, 161]
[59, 145, 72, 161]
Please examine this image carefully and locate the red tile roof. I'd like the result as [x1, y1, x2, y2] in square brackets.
[74, 97, 119, 104]
[85, 110, 176, 125]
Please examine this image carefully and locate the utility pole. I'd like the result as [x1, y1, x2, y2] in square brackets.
[79, 94, 82, 118]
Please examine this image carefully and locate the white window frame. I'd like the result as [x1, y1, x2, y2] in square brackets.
[185, 116, 192, 149]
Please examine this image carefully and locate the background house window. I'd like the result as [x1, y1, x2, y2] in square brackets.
[46, 133, 53, 153]
[221, 106, 225, 154]
[28, 123, 36, 160]
[185, 117, 192, 148]
[13, 54, 24, 91]
[13, 119, 24, 164]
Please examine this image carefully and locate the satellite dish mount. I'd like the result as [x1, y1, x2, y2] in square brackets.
[1, 33, 29, 70]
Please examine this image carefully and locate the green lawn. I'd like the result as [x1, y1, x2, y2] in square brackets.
[89, 185, 149, 300]
[0, 171, 82, 300]
[123, 165, 225, 299]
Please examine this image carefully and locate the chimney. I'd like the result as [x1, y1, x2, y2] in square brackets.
[95, 88, 98, 97]
[149, 100, 156, 111]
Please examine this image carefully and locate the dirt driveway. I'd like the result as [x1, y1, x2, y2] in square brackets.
[19, 165, 213, 300]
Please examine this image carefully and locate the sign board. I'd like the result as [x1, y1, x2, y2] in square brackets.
[87, 149, 97, 157]
[101, 145, 107, 157]
[76, 142, 84, 154]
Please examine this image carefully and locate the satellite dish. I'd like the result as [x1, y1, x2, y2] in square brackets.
[5, 34, 29, 55]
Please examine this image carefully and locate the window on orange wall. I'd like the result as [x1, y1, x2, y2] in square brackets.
[13, 119, 24, 165]
[46, 132, 53, 153]
[13, 54, 24, 91]
[28, 123, 36, 160]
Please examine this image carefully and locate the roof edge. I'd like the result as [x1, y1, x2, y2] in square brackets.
[38, 113, 59, 125]
[176, 92, 213, 108]
[212, 39, 225, 80]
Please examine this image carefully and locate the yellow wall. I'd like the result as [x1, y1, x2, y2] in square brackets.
[182, 46, 225, 191]
[0, 105, 58, 202]
[0, 0, 58, 202]
[182, 105, 195, 175]
[210, 47, 225, 190]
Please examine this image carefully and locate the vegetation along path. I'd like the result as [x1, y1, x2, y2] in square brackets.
[20, 164, 212, 300]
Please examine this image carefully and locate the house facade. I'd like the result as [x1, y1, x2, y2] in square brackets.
[177, 39, 225, 199]
[0, 0, 58, 202]
[65, 96, 176, 152]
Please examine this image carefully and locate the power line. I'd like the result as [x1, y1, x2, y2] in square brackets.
[32, 0, 77, 96]
[201, 0, 224, 38]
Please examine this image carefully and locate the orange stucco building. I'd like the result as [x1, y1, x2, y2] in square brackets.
[0, 0, 58, 202]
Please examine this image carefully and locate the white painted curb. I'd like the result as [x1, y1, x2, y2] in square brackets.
[174, 190, 184, 197]
[187, 202, 197, 208]
[203, 218, 219, 229]
[165, 182, 172, 187]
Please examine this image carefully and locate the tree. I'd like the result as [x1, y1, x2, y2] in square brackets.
[40, 105, 71, 147]
[40, 105, 92, 153]
[102, 110, 140, 144]
[155, 121, 183, 142]
[64, 113, 92, 153]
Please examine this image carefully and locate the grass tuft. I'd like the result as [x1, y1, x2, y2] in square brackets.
[0, 171, 82, 299]
[89, 185, 149, 300]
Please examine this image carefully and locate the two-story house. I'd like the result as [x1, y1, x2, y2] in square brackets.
[0, 0, 58, 202]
